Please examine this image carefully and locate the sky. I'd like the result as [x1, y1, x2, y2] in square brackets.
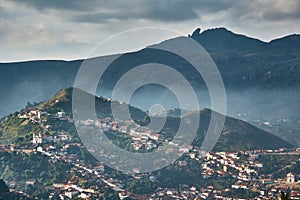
[0, 0, 299, 62]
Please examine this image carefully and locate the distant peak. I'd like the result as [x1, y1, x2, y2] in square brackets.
[207, 27, 229, 31]
[190, 27, 239, 41]
[189, 27, 266, 53]
[189, 27, 231, 37]
[269, 34, 300, 43]
[190, 28, 201, 37]
[201, 27, 232, 34]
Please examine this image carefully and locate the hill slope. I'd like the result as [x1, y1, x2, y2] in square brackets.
[0, 88, 293, 151]
[193, 109, 293, 151]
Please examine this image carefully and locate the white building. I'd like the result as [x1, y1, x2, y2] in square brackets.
[57, 111, 66, 118]
[32, 133, 53, 144]
[286, 172, 296, 183]
[32, 133, 43, 144]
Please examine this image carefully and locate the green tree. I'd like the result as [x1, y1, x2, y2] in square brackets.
[0, 179, 9, 200]
[0, 179, 9, 194]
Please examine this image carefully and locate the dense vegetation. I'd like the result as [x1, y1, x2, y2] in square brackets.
[0, 151, 72, 198]
[0, 113, 44, 145]
[258, 154, 299, 177]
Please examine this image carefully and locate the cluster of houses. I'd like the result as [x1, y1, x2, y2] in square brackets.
[16, 108, 70, 145]
[40, 140, 300, 199]
[185, 148, 300, 199]
[92, 117, 165, 151]
[34, 143, 126, 199]
[2, 137, 300, 199]
[18, 109, 68, 122]
[18, 109, 47, 123]
[32, 133, 68, 144]
[51, 182, 101, 199]
[2, 108, 300, 199]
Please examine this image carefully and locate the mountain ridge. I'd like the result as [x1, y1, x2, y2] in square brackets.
[0, 87, 293, 151]
[191, 27, 266, 54]
[190, 27, 300, 56]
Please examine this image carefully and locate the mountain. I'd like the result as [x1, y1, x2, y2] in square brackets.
[267, 34, 300, 54]
[190, 27, 266, 54]
[0, 27, 299, 146]
[0, 29, 298, 112]
[191, 27, 300, 56]
[0, 28, 299, 110]
[0, 88, 293, 151]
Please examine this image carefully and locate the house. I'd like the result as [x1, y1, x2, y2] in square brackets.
[32, 133, 43, 144]
[26, 179, 36, 186]
[57, 111, 66, 118]
[65, 189, 79, 199]
[150, 134, 161, 141]
[286, 172, 296, 183]
[36, 146, 44, 153]
[32, 133, 53, 144]
[0, 145, 7, 152]
[119, 126, 127, 133]
[189, 152, 196, 159]
[37, 111, 47, 119]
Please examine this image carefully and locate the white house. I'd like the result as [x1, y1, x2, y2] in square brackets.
[286, 172, 296, 183]
[32, 133, 42, 144]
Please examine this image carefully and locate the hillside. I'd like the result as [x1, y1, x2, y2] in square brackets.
[0, 87, 147, 145]
[158, 108, 293, 151]
[193, 109, 294, 151]
[0, 88, 293, 151]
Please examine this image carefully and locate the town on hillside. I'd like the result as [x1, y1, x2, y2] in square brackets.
[1, 107, 300, 199]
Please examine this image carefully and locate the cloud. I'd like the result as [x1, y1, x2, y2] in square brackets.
[10, 0, 235, 23]
[7, 0, 300, 24]
[0, 0, 300, 61]
[9, 0, 99, 11]
[261, 0, 300, 21]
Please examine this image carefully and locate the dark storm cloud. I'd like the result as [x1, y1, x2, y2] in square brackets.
[72, 4, 199, 23]
[7, 0, 300, 23]
[10, 0, 99, 11]
[138, 0, 234, 21]
[11, 0, 235, 22]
